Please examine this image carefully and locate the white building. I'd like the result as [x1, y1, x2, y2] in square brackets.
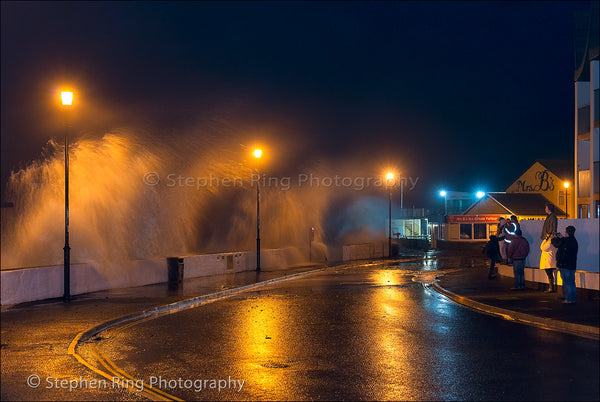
[574, 3, 599, 218]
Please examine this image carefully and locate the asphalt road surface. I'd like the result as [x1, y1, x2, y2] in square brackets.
[81, 259, 600, 401]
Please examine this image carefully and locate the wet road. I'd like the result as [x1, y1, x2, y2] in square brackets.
[83, 260, 600, 401]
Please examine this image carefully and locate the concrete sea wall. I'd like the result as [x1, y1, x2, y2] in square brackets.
[1, 247, 306, 306]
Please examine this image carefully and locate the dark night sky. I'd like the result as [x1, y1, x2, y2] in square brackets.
[1, 1, 593, 208]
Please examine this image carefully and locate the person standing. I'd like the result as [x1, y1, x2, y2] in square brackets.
[484, 235, 502, 279]
[552, 225, 579, 304]
[541, 203, 557, 241]
[508, 229, 530, 290]
[509, 215, 521, 234]
[501, 216, 519, 265]
[497, 217, 508, 264]
[540, 235, 557, 293]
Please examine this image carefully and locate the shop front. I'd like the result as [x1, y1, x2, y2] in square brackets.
[440, 215, 501, 242]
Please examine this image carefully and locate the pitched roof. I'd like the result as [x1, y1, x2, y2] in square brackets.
[463, 192, 566, 217]
[536, 159, 574, 181]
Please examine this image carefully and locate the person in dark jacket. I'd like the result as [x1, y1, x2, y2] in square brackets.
[496, 217, 508, 263]
[502, 216, 519, 263]
[551, 225, 579, 303]
[484, 235, 502, 279]
[507, 229, 530, 290]
[509, 215, 521, 234]
[541, 203, 558, 240]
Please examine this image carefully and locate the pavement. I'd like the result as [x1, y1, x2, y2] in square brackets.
[433, 263, 600, 339]
[1, 257, 599, 400]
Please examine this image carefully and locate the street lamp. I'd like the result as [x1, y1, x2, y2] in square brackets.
[61, 90, 73, 302]
[387, 173, 394, 258]
[476, 191, 485, 199]
[399, 176, 404, 217]
[254, 148, 262, 272]
[439, 190, 447, 216]
[564, 181, 569, 219]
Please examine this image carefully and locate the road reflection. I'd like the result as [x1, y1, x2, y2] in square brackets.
[364, 269, 417, 400]
[230, 265, 454, 400]
[232, 294, 298, 400]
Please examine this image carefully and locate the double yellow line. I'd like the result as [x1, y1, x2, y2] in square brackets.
[68, 329, 182, 401]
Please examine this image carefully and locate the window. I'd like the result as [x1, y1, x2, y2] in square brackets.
[474, 223, 487, 239]
[594, 88, 599, 121]
[577, 105, 590, 135]
[558, 190, 565, 205]
[459, 224, 472, 239]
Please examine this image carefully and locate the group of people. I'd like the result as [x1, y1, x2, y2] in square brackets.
[483, 215, 521, 280]
[483, 203, 579, 303]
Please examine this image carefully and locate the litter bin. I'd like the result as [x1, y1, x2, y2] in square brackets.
[167, 257, 184, 285]
[391, 243, 400, 257]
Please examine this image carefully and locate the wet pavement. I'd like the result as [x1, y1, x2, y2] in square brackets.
[1, 253, 598, 401]
[434, 262, 599, 339]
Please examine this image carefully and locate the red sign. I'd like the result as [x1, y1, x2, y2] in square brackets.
[446, 215, 502, 223]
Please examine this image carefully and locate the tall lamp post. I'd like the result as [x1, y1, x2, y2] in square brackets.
[400, 177, 404, 218]
[564, 182, 569, 219]
[440, 190, 448, 216]
[61, 91, 73, 302]
[254, 149, 262, 272]
[387, 173, 394, 258]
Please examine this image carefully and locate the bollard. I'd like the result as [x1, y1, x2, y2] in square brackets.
[167, 257, 184, 287]
[392, 242, 400, 257]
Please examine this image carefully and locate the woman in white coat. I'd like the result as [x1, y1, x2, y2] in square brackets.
[540, 235, 557, 293]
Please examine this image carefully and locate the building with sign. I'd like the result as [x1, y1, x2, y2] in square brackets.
[438, 192, 565, 242]
[506, 159, 573, 218]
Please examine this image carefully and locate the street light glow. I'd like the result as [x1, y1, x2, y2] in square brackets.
[386, 172, 394, 181]
[253, 149, 262, 159]
[476, 191, 485, 198]
[439, 190, 447, 197]
[564, 181, 570, 219]
[61, 91, 73, 106]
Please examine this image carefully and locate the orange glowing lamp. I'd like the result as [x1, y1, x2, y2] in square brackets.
[61, 91, 73, 106]
[253, 149, 263, 159]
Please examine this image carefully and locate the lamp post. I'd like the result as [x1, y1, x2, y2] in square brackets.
[440, 190, 447, 216]
[61, 91, 73, 302]
[564, 182, 569, 219]
[400, 177, 404, 217]
[387, 173, 394, 258]
[309, 227, 315, 261]
[254, 149, 262, 272]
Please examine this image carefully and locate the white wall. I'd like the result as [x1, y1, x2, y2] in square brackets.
[0, 248, 307, 306]
[520, 218, 599, 272]
[343, 243, 384, 261]
[497, 264, 599, 290]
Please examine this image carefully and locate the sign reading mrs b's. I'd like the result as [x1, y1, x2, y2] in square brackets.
[513, 169, 555, 192]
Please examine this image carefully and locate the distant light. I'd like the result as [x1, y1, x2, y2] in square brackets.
[563, 182, 569, 189]
[476, 191, 485, 199]
[439, 190, 447, 197]
[253, 149, 262, 159]
[386, 172, 394, 181]
[61, 91, 73, 106]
